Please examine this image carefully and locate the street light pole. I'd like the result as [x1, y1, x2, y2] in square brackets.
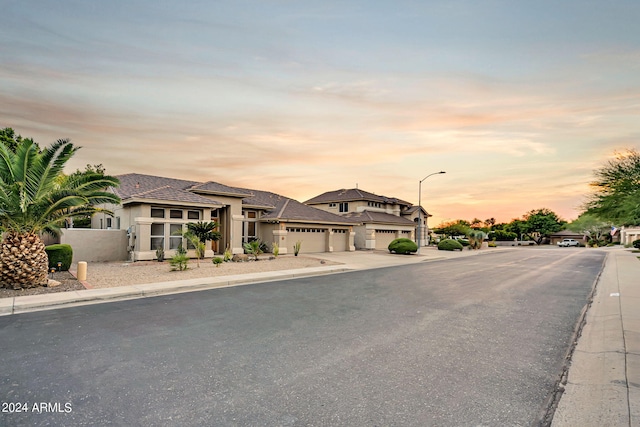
[417, 171, 446, 253]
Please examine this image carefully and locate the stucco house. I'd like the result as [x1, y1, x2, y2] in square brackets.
[304, 188, 428, 250]
[92, 174, 358, 261]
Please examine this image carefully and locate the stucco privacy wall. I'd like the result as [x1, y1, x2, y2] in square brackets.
[60, 229, 129, 263]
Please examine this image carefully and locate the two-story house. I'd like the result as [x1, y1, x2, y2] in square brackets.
[304, 188, 429, 250]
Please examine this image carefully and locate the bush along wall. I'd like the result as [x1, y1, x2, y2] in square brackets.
[437, 239, 464, 251]
[45, 244, 73, 271]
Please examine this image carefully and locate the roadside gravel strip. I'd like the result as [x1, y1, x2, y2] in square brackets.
[74, 255, 339, 289]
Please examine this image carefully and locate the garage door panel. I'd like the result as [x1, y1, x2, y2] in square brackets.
[332, 230, 348, 252]
[287, 230, 326, 253]
[375, 231, 397, 250]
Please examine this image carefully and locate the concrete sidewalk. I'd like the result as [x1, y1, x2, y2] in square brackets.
[552, 248, 640, 426]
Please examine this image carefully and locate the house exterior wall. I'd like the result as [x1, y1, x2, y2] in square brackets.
[621, 226, 640, 245]
[59, 229, 129, 263]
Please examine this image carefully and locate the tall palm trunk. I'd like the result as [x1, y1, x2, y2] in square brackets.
[0, 232, 49, 289]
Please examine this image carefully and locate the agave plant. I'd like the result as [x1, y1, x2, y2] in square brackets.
[0, 138, 120, 289]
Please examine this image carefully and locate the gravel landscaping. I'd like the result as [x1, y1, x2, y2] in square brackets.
[0, 255, 340, 299]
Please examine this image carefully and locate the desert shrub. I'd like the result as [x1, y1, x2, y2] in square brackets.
[212, 257, 223, 267]
[467, 230, 485, 249]
[488, 241, 497, 248]
[388, 238, 418, 255]
[633, 239, 640, 249]
[223, 246, 233, 262]
[438, 239, 463, 251]
[155, 246, 164, 262]
[170, 254, 189, 271]
[243, 239, 264, 260]
[272, 242, 279, 257]
[458, 239, 470, 247]
[45, 244, 73, 271]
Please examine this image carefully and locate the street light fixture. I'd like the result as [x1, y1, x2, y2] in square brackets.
[417, 171, 446, 253]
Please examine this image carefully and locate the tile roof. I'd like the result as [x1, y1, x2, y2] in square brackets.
[341, 210, 417, 226]
[188, 181, 252, 197]
[115, 174, 220, 206]
[304, 188, 412, 206]
[243, 189, 358, 224]
[115, 173, 357, 225]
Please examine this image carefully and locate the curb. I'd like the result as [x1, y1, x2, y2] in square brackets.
[1, 266, 353, 316]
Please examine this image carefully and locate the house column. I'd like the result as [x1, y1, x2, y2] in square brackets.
[326, 229, 334, 253]
[348, 227, 355, 251]
[231, 214, 245, 254]
[273, 223, 288, 255]
[365, 226, 376, 249]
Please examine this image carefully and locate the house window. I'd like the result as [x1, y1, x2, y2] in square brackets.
[116, 217, 121, 230]
[243, 211, 257, 241]
[170, 209, 183, 219]
[329, 203, 337, 208]
[106, 218, 112, 228]
[339, 202, 349, 213]
[151, 208, 165, 218]
[169, 224, 183, 250]
[151, 223, 164, 250]
[188, 210, 200, 220]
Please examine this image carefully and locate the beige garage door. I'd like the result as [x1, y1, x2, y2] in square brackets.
[286, 228, 326, 253]
[375, 230, 397, 250]
[332, 229, 348, 252]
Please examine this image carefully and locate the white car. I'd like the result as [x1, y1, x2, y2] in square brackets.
[557, 239, 580, 247]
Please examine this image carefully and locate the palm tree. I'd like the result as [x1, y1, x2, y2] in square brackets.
[186, 221, 221, 243]
[0, 138, 120, 289]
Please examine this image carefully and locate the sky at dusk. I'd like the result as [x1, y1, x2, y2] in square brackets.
[2, 0, 639, 226]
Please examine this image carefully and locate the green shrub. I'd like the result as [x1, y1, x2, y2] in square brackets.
[438, 239, 464, 251]
[169, 254, 189, 271]
[633, 239, 640, 249]
[488, 230, 518, 241]
[212, 257, 223, 267]
[458, 239, 470, 247]
[45, 244, 73, 271]
[388, 238, 418, 255]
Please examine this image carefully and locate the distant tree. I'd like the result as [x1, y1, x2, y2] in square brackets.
[568, 213, 610, 244]
[483, 218, 496, 229]
[433, 220, 471, 237]
[0, 127, 38, 152]
[470, 218, 483, 229]
[521, 208, 566, 245]
[586, 149, 640, 225]
[504, 219, 528, 240]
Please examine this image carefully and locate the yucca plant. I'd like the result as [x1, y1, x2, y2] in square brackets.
[0, 138, 120, 289]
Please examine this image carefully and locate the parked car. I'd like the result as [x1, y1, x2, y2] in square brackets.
[557, 239, 580, 247]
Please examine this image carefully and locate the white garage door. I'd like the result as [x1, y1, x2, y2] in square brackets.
[375, 230, 397, 250]
[286, 228, 326, 253]
[332, 229, 348, 252]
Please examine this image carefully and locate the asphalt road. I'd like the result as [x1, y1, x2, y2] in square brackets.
[0, 248, 606, 426]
